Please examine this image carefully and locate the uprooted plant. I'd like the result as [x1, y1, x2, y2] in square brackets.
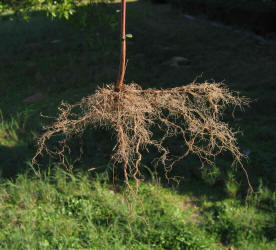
[33, 0, 252, 212]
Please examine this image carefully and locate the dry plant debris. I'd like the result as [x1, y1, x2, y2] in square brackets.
[33, 82, 250, 210]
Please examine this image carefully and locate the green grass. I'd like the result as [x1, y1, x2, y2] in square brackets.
[0, 0, 276, 248]
[1, 168, 275, 249]
[0, 169, 275, 249]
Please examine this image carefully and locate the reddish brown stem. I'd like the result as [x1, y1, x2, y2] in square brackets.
[115, 0, 126, 92]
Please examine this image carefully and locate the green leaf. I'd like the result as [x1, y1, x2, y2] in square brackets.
[126, 34, 133, 39]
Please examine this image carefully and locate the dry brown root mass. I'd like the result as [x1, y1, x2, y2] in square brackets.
[33, 82, 250, 209]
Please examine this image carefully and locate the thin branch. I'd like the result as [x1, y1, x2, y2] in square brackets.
[115, 0, 127, 92]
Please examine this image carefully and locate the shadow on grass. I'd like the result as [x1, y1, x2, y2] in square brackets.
[0, 145, 32, 178]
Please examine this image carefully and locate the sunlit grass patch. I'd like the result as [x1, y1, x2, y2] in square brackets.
[1, 169, 274, 249]
[0, 169, 220, 249]
[0, 110, 33, 147]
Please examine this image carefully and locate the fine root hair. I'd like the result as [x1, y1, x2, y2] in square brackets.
[33, 82, 251, 210]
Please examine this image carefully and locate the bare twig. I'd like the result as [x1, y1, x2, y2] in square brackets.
[115, 0, 126, 92]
